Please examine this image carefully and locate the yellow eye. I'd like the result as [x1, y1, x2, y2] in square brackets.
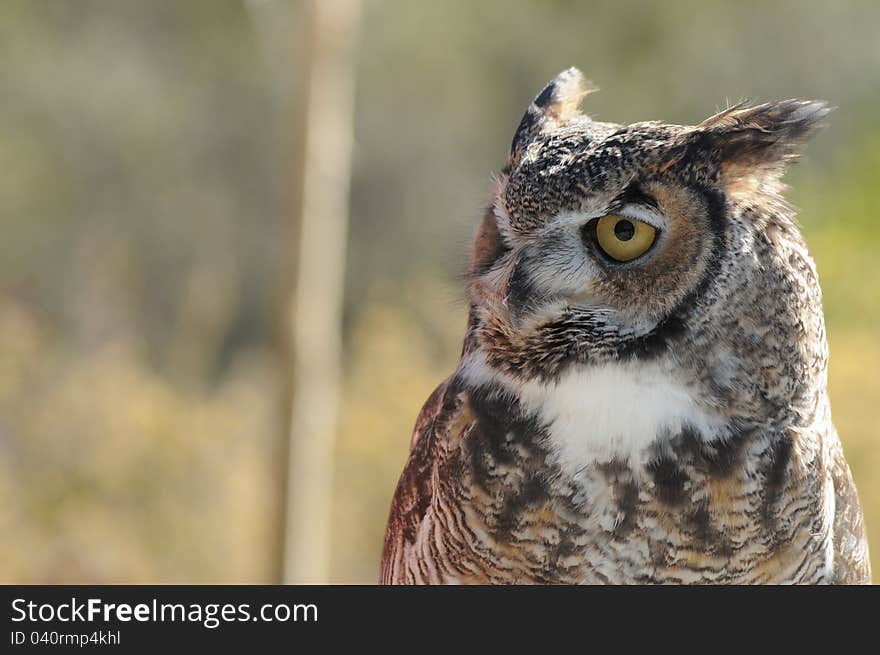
[594, 214, 657, 262]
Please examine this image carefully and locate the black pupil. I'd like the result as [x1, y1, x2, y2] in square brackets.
[614, 219, 636, 241]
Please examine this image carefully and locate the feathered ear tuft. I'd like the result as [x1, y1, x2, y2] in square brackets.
[696, 99, 832, 176]
[509, 67, 596, 165]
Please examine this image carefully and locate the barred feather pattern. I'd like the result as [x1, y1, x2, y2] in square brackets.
[381, 374, 868, 584]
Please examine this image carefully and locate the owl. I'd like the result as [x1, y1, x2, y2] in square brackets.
[380, 68, 871, 584]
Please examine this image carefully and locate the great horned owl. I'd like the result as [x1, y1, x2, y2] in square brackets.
[380, 68, 871, 584]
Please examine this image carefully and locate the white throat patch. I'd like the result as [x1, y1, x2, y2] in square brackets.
[458, 351, 725, 480]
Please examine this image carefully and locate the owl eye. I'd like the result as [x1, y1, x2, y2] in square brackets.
[593, 214, 657, 262]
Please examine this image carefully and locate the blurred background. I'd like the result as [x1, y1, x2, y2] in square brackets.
[1, 0, 877, 584]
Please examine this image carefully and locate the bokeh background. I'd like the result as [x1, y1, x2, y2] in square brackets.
[1, 0, 878, 583]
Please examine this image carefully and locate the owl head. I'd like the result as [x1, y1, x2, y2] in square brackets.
[466, 67, 830, 388]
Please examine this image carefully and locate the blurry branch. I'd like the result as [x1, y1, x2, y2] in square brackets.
[277, 0, 361, 584]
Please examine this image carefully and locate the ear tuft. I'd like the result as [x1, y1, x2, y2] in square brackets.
[697, 99, 832, 174]
[533, 67, 594, 118]
[510, 67, 597, 164]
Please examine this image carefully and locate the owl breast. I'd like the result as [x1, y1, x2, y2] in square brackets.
[401, 368, 835, 585]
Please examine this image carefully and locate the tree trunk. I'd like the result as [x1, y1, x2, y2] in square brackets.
[278, 0, 360, 584]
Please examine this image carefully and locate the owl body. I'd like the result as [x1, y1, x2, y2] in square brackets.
[381, 69, 871, 584]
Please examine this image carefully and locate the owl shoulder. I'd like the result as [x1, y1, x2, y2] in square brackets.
[828, 432, 872, 584]
[380, 376, 471, 583]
